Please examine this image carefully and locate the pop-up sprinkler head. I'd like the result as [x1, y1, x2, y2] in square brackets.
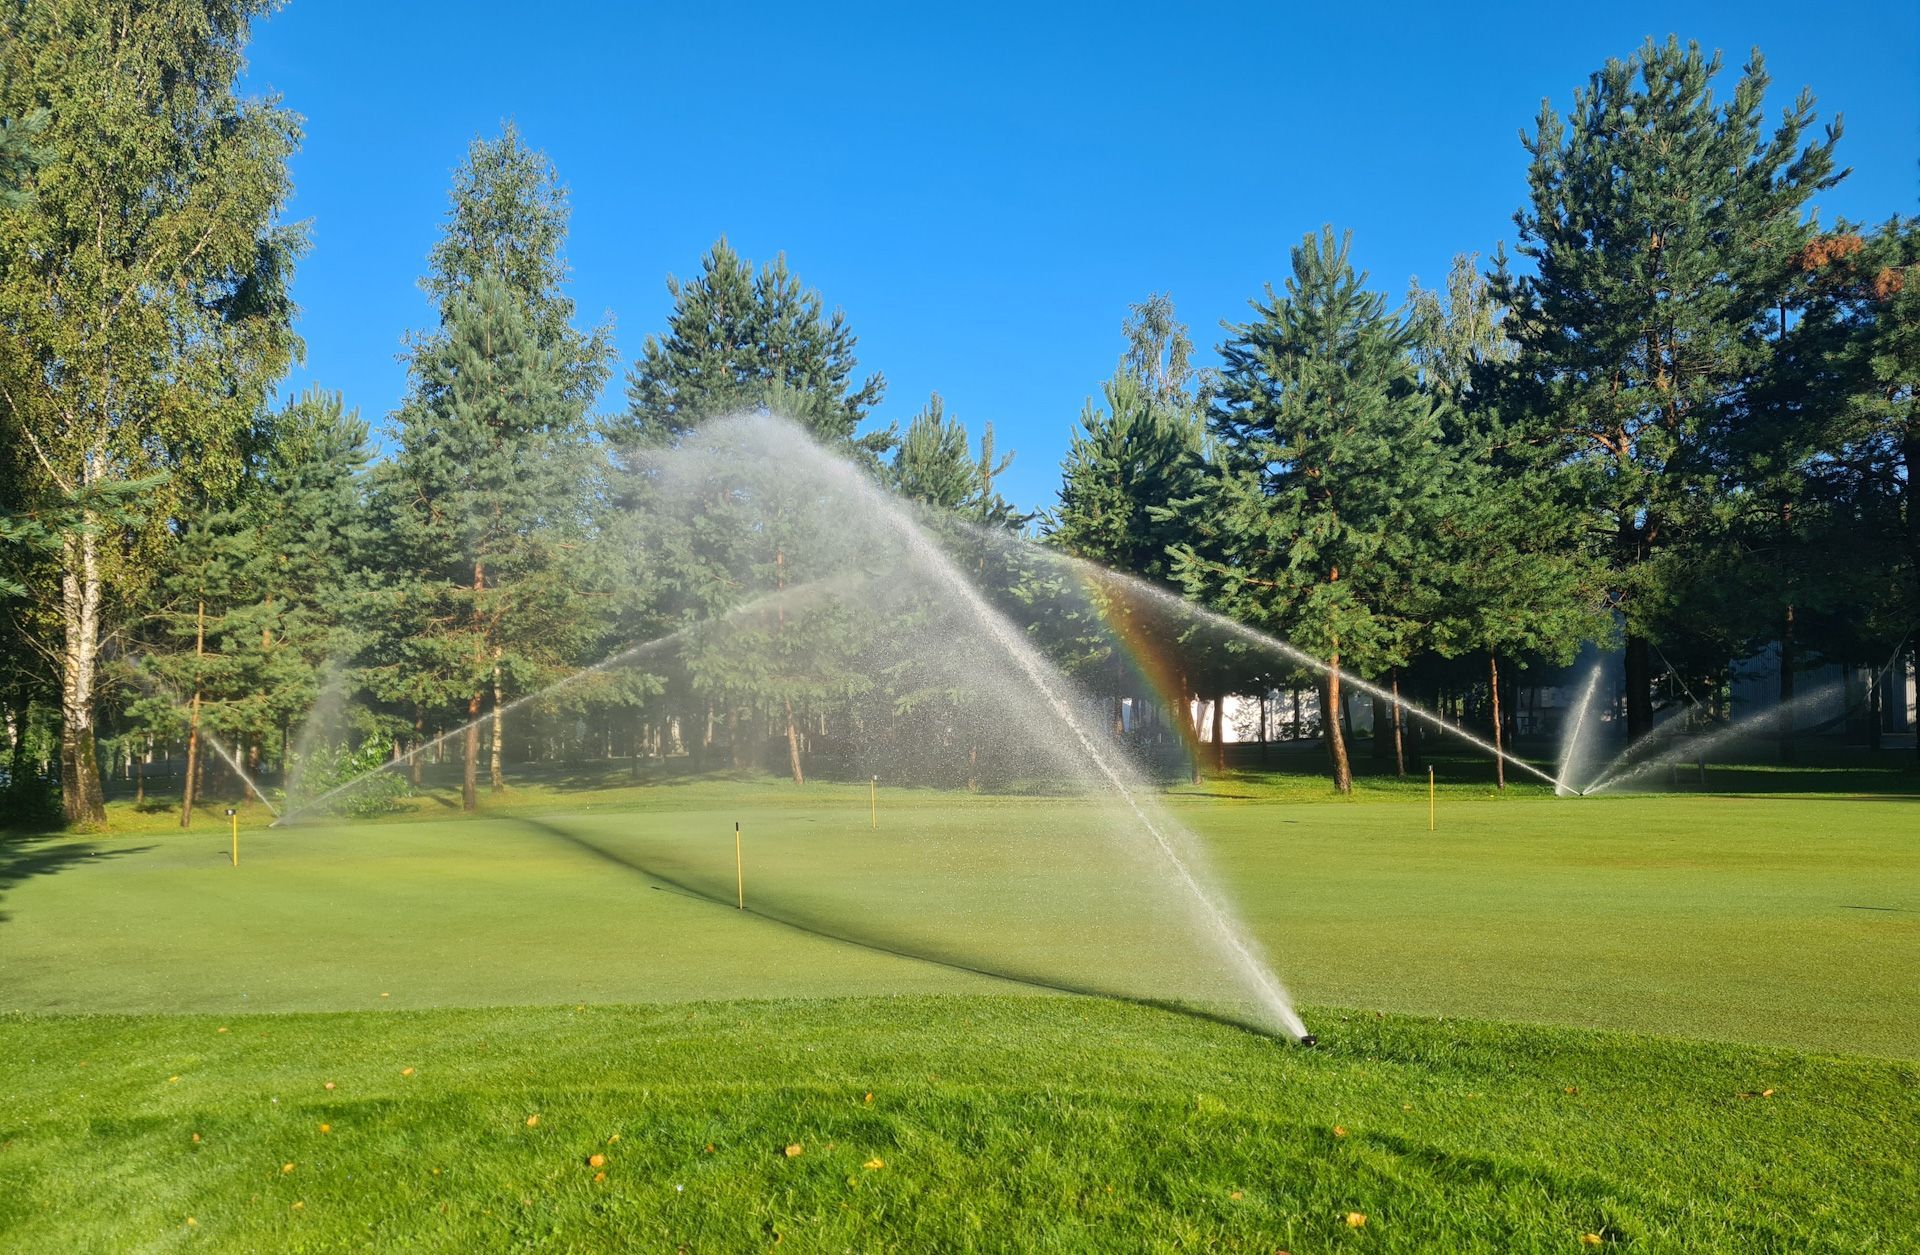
[1297, 1034, 1318, 1047]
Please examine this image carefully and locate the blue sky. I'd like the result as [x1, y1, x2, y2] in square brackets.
[244, 0, 1918, 515]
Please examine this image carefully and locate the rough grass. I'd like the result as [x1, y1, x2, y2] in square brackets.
[2, 998, 1915, 1253]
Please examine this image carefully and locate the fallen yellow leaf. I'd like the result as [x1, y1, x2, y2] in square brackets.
[282, 1163, 296, 1174]
[1761, 1088, 1775, 1098]
[318, 1123, 331, 1134]
[185, 1217, 196, 1227]
[323, 1082, 336, 1091]
[863, 1092, 873, 1104]
[1345, 1212, 1367, 1228]
[217, 1027, 229, 1034]
[1229, 1190, 1243, 1200]
[784, 1144, 803, 1158]
[1581, 1235, 1602, 1247]
[863, 1158, 884, 1170]
[1332, 1126, 1347, 1138]
[291, 1201, 304, 1211]
[588, 1154, 606, 1168]
[168, 1076, 180, 1084]
[525, 1115, 540, 1127]
[191, 1133, 201, 1144]
[593, 1171, 606, 1182]
[607, 1134, 620, 1144]
[402, 1067, 415, 1077]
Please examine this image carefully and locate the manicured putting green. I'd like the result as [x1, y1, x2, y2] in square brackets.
[2, 778, 1915, 1056]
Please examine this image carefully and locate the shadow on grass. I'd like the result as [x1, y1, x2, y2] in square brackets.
[503, 815, 1294, 1044]
[0, 836, 154, 925]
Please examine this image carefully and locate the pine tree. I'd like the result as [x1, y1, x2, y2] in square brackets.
[375, 128, 610, 810]
[1408, 253, 1606, 785]
[606, 241, 891, 781]
[1493, 38, 1843, 741]
[892, 393, 1023, 527]
[1172, 228, 1447, 793]
[126, 388, 371, 820]
[615, 238, 889, 461]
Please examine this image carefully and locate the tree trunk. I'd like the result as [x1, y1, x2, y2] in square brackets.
[1391, 669, 1407, 776]
[6, 683, 28, 793]
[58, 521, 107, 826]
[1909, 644, 1919, 774]
[1489, 652, 1506, 791]
[410, 711, 424, 787]
[1324, 662, 1352, 794]
[1778, 607, 1796, 765]
[1291, 688, 1302, 740]
[1179, 670, 1201, 784]
[784, 697, 804, 785]
[461, 691, 481, 811]
[180, 599, 206, 828]
[1868, 666, 1884, 753]
[1211, 691, 1225, 773]
[489, 660, 504, 791]
[1258, 691, 1269, 763]
[1624, 634, 1654, 741]
[1905, 423, 1920, 770]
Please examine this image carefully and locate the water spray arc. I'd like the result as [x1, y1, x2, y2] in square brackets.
[1580, 631, 1916, 795]
[1555, 665, 1605, 797]
[272, 575, 866, 827]
[830, 446, 1313, 1043]
[122, 658, 281, 818]
[1048, 554, 1572, 792]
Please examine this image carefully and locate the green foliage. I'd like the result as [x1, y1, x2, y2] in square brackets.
[1175, 228, 1447, 678]
[1491, 38, 1843, 731]
[371, 128, 612, 803]
[286, 736, 408, 818]
[891, 393, 1025, 529]
[0, 0, 304, 823]
[615, 238, 891, 461]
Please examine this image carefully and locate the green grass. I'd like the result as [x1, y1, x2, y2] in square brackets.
[2, 764, 1916, 1249]
[3, 999, 1916, 1252]
[6, 773, 1915, 1055]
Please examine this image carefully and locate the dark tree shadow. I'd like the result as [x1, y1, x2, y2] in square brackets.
[504, 815, 1292, 1042]
[0, 836, 154, 925]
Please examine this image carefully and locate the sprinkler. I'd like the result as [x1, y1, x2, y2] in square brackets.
[1297, 1034, 1318, 1047]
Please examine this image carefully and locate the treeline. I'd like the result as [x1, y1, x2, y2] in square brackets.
[1, 7, 1914, 826]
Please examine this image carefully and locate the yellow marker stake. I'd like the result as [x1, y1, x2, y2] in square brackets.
[870, 775, 877, 830]
[227, 807, 238, 866]
[1427, 767, 1435, 833]
[734, 821, 744, 910]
